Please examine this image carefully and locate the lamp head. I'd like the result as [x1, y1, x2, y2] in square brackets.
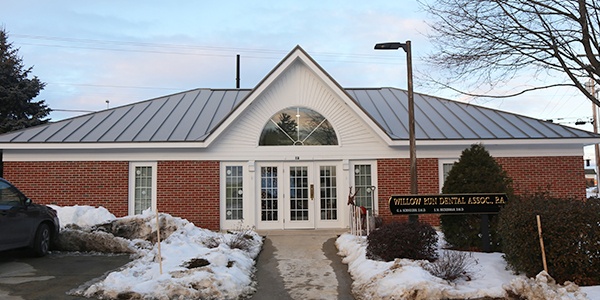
[374, 42, 409, 53]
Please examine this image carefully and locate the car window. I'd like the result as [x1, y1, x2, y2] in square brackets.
[0, 181, 25, 206]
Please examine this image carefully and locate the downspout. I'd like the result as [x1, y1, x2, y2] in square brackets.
[0, 149, 3, 178]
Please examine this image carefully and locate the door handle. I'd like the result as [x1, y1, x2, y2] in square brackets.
[310, 184, 314, 200]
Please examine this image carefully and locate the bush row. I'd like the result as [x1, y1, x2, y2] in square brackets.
[498, 194, 600, 286]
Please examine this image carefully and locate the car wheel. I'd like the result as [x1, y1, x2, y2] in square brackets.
[32, 223, 51, 257]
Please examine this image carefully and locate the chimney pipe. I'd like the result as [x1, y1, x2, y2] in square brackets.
[236, 54, 240, 89]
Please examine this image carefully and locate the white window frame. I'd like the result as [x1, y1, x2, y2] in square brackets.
[350, 161, 378, 213]
[439, 159, 458, 193]
[223, 165, 244, 221]
[221, 162, 249, 229]
[128, 162, 157, 216]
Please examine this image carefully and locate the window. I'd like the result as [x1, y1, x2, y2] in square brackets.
[225, 166, 244, 220]
[320, 166, 337, 220]
[259, 107, 338, 146]
[261, 166, 278, 221]
[353, 164, 376, 211]
[129, 162, 157, 215]
[439, 159, 457, 192]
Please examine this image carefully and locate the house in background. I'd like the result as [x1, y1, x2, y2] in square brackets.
[0, 46, 597, 231]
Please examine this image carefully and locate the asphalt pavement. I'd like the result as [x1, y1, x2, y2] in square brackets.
[0, 250, 130, 300]
[0, 230, 355, 300]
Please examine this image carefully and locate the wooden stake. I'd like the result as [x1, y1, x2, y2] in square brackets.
[156, 210, 163, 275]
[536, 215, 548, 273]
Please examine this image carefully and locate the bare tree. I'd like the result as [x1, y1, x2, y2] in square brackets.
[420, 0, 600, 106]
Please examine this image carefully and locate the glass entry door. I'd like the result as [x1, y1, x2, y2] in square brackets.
[284, 164, 314, 229]
[257, 162, 341, 230]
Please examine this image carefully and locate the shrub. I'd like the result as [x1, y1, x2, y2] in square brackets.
[441, 144, 513, 251]
[367, 221, 438, 262]
[426, 250, 478, 282]
[498, 194, 600, 286]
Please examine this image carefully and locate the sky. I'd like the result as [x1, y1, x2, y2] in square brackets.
[1, 0, 598, 160]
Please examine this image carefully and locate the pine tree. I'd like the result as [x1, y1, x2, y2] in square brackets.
[0, 29, 50, 133]
[441, 144, 513, 251]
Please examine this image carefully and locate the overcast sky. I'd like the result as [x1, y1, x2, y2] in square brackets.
[1, 0, 597, 159]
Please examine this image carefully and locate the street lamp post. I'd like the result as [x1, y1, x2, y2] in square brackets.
[375, 41, 418, 222]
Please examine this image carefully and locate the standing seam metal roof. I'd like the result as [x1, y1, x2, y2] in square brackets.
[0, 87, 596, 144]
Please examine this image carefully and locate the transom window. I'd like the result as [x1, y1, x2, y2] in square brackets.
[259, 107, 338, 146]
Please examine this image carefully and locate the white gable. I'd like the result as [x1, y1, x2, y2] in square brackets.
[208, 52, 398, 161]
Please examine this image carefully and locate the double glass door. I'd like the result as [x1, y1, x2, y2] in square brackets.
[258, 162, 340, 229]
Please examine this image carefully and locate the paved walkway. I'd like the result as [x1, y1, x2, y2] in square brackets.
[252, 230, 355, 300]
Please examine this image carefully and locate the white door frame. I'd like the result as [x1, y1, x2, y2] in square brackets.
[255, 161, 344, 230]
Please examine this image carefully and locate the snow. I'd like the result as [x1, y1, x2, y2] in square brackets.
[50, 205, 262, 300]
[48, 205, 600, 300]
[336, 233, 600, 300]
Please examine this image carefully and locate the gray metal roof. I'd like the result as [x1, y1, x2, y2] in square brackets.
[0, 87, 596, 144]
[347, 88, 597, 140]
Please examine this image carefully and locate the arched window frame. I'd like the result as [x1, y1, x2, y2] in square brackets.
[259, 107, 338, 146]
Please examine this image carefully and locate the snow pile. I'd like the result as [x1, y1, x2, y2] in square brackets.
[506, 271, 587, 300]
[336, 233, 595, 300]
[49, 204, 116, 228]
[50, 206, 262, 300]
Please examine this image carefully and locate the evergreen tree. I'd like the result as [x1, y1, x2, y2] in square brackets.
[441, 144, 513, 251]
[0, 29, 50, 133]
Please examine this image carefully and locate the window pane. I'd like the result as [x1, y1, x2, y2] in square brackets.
[134, 166, 153, 215]
[354, 164, 374, 211]
[261, 166, 278, 221]
[320, 166, 337, 220]
[225, 166, 243, 220]
[289, 166, 309, 221]
[259, 107, 338, 146]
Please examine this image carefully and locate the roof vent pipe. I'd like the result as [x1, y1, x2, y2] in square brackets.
[236, 54, 240, 89]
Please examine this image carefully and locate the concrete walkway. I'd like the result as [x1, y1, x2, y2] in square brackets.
[252, 230, 355, 300]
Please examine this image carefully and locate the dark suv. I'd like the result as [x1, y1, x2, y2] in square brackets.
[0, 178, 60, 256]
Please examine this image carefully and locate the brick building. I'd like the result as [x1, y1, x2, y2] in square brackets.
[0, 46, 597, 230]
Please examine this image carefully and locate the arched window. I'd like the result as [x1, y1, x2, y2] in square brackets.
[259, 107, 338, 146]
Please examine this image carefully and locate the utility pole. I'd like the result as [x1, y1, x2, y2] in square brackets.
[588, 79, 600, 195]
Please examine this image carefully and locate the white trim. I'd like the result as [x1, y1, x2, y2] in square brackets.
[255, 162, 285, 230]
[314, 161, 345, 229]
[349, 160, 379, 215]
[220, 162, 254, 230]
[0, 136, 596, 151]
[128, 162, 157, 216]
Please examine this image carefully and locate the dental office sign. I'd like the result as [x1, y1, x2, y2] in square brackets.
[389, 193, 508, 215]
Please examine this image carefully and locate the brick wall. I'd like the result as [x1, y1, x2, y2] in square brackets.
[3, 161, 129, 216]
[377, 158, 440, 226]
[3, 160, 222, 231]
[4, 155, 584, 232]
[157, 161, 220, 230]
[377, 156, 585, 227]
[496, 156, 585, 199]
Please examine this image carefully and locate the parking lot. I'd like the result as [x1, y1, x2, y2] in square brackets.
[0, 250, 130, 300]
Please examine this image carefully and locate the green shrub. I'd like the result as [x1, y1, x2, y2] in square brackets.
[367, 221, 438, 262]
[441, 144, 512, 251]
[498, 194, 600, 285]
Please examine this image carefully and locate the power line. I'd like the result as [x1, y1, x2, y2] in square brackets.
[12, 33, 413, 64]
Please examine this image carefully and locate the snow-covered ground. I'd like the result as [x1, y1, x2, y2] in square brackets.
[336, 233, 600, 300]
[49, 205, 599, 300]
[49, 205, 262, 299]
